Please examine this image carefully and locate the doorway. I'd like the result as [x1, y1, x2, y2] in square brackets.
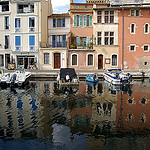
[54, 53, 61, 69]
[98, 54, 103, 69]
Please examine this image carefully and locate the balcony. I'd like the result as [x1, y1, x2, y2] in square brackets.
[40, 41, 67, 48]
[15, 46, 21, 51]
[29, 45, 36, 50]
[29, 27, 35, 32]
[70, 43, 93, 49]
[15, 27, 21, 33]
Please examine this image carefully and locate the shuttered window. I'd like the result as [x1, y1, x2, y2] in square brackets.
[88, 54, 93, 65]
[112, 54, 117, 66]
[72, 54, 77, 66]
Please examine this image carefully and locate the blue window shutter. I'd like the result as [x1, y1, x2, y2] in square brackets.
[90, 15, 92, 26]
[29, 18, 31, 27]
[84, 15, 86, 27]
[52, 35, 55, 47]
[57, 19, 61, 27]
[76, 37, 80, 46]
[74, 15, 77, 27]
[15, 36, 21, 46]
[29, 35, 35, 45]
[53, 18, 56, 27]
[62, 18, 65, 27]
[63, 35, 66, 47]
[80, 15, 82, 27]
[15, 18, 17, 27]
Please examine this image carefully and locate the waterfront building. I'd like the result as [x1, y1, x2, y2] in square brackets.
[39, 13, 70, 70]
[68, 0, 95, 70]
[0, 0, 52, 69]
[93, 1, 119, 70]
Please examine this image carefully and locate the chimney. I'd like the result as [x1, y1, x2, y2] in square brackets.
[70, 0, 73, 3]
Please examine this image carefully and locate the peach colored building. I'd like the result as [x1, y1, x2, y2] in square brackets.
[68, 0, 95, 70]
[118, 5, 150, 70]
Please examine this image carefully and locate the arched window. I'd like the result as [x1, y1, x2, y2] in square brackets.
[145, 23, 149, 34]
[72, 54, 77, 66]
[112, 54, 117, 66]
[88, 54, 93, 65]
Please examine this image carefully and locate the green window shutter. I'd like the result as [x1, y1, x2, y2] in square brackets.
[74, 15, 77, 27]
[84, 15, 86, 27]
[90, 15, 92, 27]
[80, 15, 82, 27]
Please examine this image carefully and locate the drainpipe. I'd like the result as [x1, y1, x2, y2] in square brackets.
[121, 7, 124, 70]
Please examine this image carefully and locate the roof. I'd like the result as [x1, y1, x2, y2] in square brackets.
[48, 13, 70, 18]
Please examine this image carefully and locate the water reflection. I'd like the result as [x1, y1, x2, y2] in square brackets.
[0, 80, 150, 149]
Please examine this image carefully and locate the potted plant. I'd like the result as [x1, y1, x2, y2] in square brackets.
[70, 44, 75, 49]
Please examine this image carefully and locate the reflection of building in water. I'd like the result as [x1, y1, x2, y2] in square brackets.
[0, 87, 42, 139]
[116, 82, 150, 133]
[69, 97, 92, 133]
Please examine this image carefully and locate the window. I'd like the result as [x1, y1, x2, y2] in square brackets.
[15, 36, 21, 50]
[76, 37, 91, 49]
[17, 4, 34, 13]
[29, 35, 35, 50]
[144, 45, 149, 51]
[88, 54, 93, 66]
[130, 45, 135, 51]
[5, 35, 9, 49]
[44, 53, 49, 64]
[97, 32, 102, 45]
[131, 24, 135, 34]
[97, 11, 102, 23]
[112, 54, 117, 66]
[130, 9, 140, 16]
[145, 24, 149, 34]
[29, 17, 35, 32]
[15, 18, 21, 32]
[104, 32, 114, 45]
[85, 5, 88, 8]
[52, 35, 66, 47]
[4, 16, 9, 29]
[104, 11, 114, 23]
[55, 18, 66, 27]
[72, 54, 77, 66]
[77, 5, 80, 8]
[74, 15, 92, 27]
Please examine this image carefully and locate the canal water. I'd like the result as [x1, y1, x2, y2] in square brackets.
[0, 79, 150, 150]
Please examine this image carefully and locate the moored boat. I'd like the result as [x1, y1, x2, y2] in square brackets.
[57, 68, 79, 85]
[1, 69, 31, 87]
[86, 74, 98, 83]
[103, 69, 132, 85]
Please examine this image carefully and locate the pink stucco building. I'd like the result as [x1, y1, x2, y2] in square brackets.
[118, 5, 150, 70]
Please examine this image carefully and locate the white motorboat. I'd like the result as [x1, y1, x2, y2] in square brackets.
[103, 69, 133, 85]
[57, 68, 79, 85]
[1, 69, 31, 87]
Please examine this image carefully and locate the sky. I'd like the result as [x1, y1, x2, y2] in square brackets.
[51, 0, 86, 14]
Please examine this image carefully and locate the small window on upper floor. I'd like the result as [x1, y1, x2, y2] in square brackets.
[77, 5, 80, 8]
[85, 5, 88, 8]
[143, 45, 149, 52]
[130, 9, 140, 17]
[130, 45, 135, 51]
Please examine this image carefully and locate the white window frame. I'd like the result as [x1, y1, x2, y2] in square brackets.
[111, 54, 118, 67]
[129, 44, 136, 51]
[143, 45, 149, 52]
[28, 35, 36, 51]
[14, 17, 21, 33]
[87, 53, 94, 66]
[28, 16, 36, 32]
[144, 23, 149, 34]
[14, 35, 22, 51]
[130, 9, 140, 17]
[71, 53, 78, 66]
[43, 53, 49, 64]
[4, 16, 9, 30]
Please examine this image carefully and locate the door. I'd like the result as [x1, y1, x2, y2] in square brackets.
[24, 58, 28, 69]
[54, 53, 61, 69]
[98, 54, 103, 69]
